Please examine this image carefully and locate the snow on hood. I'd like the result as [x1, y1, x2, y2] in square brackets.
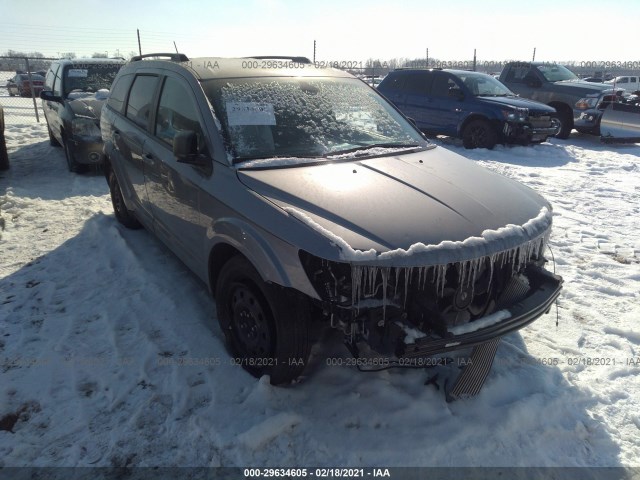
[66, 89, 110, 120]
[284, 205, 552, 266]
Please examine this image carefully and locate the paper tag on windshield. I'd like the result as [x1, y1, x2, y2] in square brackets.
[68, 69, 88, 78]
[226, 102, 276, 126]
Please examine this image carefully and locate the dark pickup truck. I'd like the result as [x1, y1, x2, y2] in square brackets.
[499, 62, 625, 138]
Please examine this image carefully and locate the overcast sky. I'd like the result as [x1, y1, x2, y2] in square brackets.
[1, 0, 639, 63]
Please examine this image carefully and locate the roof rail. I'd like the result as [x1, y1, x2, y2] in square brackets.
[130, 53, 189, 62]
[246, 56, 312, 64]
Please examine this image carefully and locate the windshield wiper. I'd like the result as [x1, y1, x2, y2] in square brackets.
[234, 153, 326, 163]
[328, 143, 422, 157]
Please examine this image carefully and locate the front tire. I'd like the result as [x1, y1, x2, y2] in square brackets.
[108, 170, 141, 229]
[462, 119, 497, 149]
[48, 126, 61, 147]
[552, 108, 573, 139]
[63, 138, 82, 173]
[215, 256, 311, 385]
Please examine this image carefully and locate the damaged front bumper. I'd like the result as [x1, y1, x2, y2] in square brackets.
[397, 265, 562, 359]
[300, 231, 563, 363]
[503, 117, 560, 143]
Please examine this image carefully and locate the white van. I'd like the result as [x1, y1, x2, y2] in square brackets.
[605, 76, 640, 94]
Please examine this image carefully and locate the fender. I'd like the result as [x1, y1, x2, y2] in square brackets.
[205, 217, 319, 300]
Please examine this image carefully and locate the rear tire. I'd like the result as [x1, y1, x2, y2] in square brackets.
[108, 170, 141, 229]
[462, 119, 497, 149]
[215, 256, 311, 385]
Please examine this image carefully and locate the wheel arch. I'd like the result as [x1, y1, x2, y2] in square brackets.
[206, 219, 318, 300]
[458, 113, 500, 137]
[548, 102, 573, 124]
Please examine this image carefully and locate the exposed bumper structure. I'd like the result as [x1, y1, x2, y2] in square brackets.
[399, 265, 563, 358]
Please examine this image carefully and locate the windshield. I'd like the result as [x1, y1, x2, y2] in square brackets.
[62, 64, 123, 97]
[203, 77, 428, 163]
[455, 72, 514, 96]
[536, 64, 578, 82]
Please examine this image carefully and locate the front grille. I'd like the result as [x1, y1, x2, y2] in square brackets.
[529, 115, 552, 128]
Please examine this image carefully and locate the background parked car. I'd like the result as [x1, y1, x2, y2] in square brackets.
[6, 73, 45, 97]
[40, 58, 125, 172]
[377, 68, 558, 149]
[0, 103, 8, 170]
[605, 76, 640, 95]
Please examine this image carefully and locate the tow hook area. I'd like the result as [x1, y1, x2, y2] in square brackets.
[343, 338, 502, 402]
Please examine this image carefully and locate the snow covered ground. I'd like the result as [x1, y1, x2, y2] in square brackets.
[1, 112, 639, 468]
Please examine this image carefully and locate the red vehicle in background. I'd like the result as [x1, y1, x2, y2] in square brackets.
[6, 73, 45, 97]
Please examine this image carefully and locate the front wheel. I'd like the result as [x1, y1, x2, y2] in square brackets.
[108, 170, 141, 229]
[48, 126, 61, 147]
[462, 119, 497, 149]
[63, 138, 82, 173]
[552, 109, 573, 139]
[215, 256, 311, 385]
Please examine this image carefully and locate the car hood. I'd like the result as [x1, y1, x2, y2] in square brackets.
[237, 147, 552, 265]
[477, 96, 556, 113]
[65, 91, 109, 121]
[553, 79, 623, 95]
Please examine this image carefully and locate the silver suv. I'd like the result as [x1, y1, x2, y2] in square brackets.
[101, 54, 562, 393]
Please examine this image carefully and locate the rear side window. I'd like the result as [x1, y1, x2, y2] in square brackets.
[126, 75, 159, 129]
[379, 74, 405, 91]
[402, 73, 431, 94]
[504, 65, 531, 83]
[107, 73, 134, 114]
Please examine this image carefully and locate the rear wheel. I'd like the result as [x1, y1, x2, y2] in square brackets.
[216, 256, 311, 385]
[462, 119, 497, 149]
[108, 170, 141, 229]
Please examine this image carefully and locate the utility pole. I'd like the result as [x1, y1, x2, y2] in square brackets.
[473, 49, 477, 71]
[313, 40, 316, 63]
[426, 48, 429, 68]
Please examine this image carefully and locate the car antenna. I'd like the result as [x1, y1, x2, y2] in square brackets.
[174, 41, 179, 54]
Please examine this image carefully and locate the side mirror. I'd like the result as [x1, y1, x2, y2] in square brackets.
[448, 87, 464, 100]
[173, 131, 209, 166]
[40, 90, 62, 102]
